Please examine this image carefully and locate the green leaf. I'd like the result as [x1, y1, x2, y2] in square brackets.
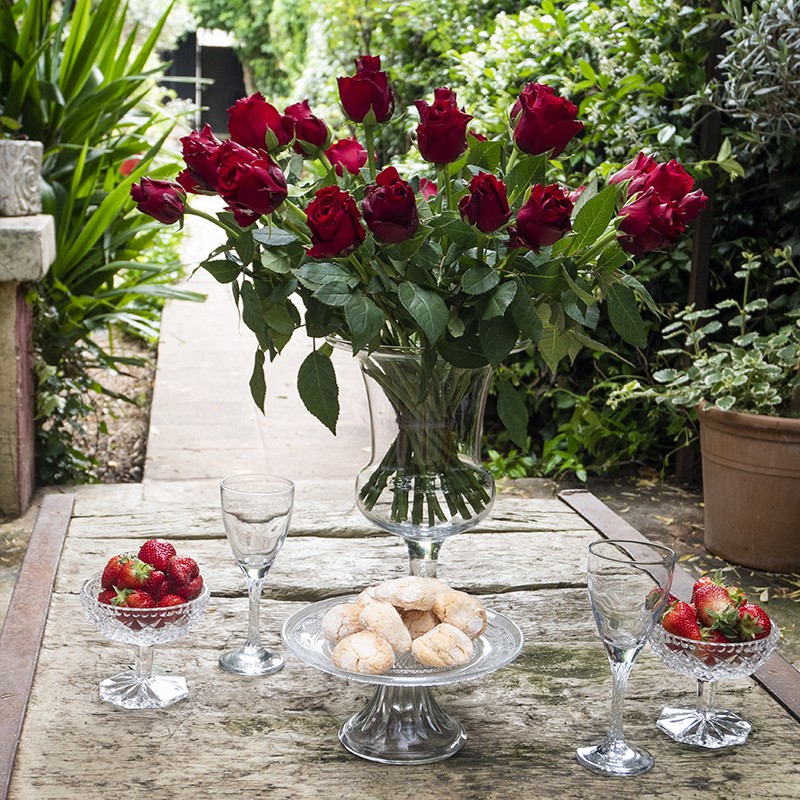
[479, 317, 518, 367]
[252, 227, 298, 247]
[345, 295, 385, 353]
[312, 281, 353, 307]
[202, 259, 241, 284]
[297, 350, 339, 434]
[497, 380, 529, 449]
[506, 153, 547, 200]
[240, 281, 266, 340]
[295, 262, 352, 288]
[606, 283, 647, 348]
[249, 349, 266, 413]
[483, 281, 517, 320]
[537, 325, 571, 372]
[467, 140, 503, 171]
[570, 185, 617, 251]
[264, 304, 296, 335]
[510, 283, 544, 342]
[462, 264, 501, 295]
[398, 283, 448, 344]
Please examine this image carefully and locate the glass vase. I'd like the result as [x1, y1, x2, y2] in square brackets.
[355, 347, 495, 574]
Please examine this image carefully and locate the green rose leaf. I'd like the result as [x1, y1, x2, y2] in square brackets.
[510, 282, 544, 342]
[297, 350, 339, 434]
[295, 262, 352, 289]
[482, 280, 517, 320]
[313, 281, 353, 307]
[468, 140, 503, 171]
[570, 185, 617, 251]
[462, 264, 501, 295]
[479, 316, 518, 367]
[398, 283, 448, 344]
[497, 380, 529, 449]
[252, 228, 298, 247]
[249, 349, 266, 413]
[240, 280, 266, 340]
[607, 283, 648, 348]
[345, 295, 385, 353]
[538, 324, 571, 372]
[202, 259, 241, 284]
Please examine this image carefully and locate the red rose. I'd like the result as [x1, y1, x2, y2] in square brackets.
[216, 141, 288, 227]
[415, 88, 473, 165]
[282, 100, 330, 156]
[418, 178, 438, 201]
[325, 138, 368, 176]
[362, 167, 419, 243]
[608, 152, 657, 194]
[227, 93, 291, 152]
[337, 55, 394, 123]
[305, 186, 366, 258]
[179, 124, 223, 193]
[469, 131, 488, 143]
[131, 178, 185, 224]
[458, 172, 511, 233]
[511, 83, 583, 157]
[508, 183, 573, 250]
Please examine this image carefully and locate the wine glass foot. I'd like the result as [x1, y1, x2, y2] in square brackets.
[576, 740, 654, 777]
[338, 684, 467, 764]
[99, 671, 189, 709]
[657, 706, 751, 748]
[218, 646, 284, 676]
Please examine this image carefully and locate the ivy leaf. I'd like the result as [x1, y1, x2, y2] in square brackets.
[607, 283, 647, 348]
[462, 264, 501, 295]
[497, 380, 529, 449]
[345, 295, 385, 353]
[249, 349, 266, 413]
[297, 350, 339, 434]
[398, 283, 448, 344]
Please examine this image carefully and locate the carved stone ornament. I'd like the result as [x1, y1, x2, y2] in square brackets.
[0, 140, 43, 216]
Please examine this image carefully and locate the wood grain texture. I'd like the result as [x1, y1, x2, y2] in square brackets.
[7, 481, 800, 800]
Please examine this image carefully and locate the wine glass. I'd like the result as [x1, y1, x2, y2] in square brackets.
[576, 539, 676, 777]
[650, 622, 780, 747]
[218, 473, 294, 676]
[80, 577, 209, 709]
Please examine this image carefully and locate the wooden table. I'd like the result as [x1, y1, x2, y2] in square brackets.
[3, 480, 800, 800]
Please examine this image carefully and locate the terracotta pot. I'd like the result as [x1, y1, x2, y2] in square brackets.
[698, 403, 800, 572]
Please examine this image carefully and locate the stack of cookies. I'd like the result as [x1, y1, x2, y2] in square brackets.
[321, 576, 487, 675]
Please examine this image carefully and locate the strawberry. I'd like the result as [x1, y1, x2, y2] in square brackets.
[738, 602, 772, 640]
[160, 594, 188, 607]
[115, 557, 153, 590]
[122, 589, 157, 609]
[179, 574, 204, 601]
[661, 600, 703, 640]
[101, 553, 133, 589]
[144, 569, 168, 602]
[166, 555, 200, 594]
[692, 578, 739, 632]
[97, 588, 117, 605]
[701, 627, 732, 644]
[138, 539, 177, 571]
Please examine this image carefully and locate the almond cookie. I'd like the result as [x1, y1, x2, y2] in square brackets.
[411, 623, 474, 668]
[354, 585, 379, 607]
[359, 601, 413, 654]
[331, 630, 395, 675]
[373, 576, 445, 611]
[321, 602, 364, 643]
[401, 608, 439, 640]
[433, 589, 487, 640]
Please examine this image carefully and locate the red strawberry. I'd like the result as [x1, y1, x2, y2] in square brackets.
[702, 627, 732, 644]
[122, 589, 157, 609]
[115, 557, 153, 590]
[160, 594, 188, 607]
[97, 588, 117, 605]
[738, 603, 772, 640]
[661, 600, 703, 640]
[179, 574, 204, 601]
[144, 569, 168, 602]
[138, 539, 177, 571]
[166, 555, 200, 593]
[101, 553, 133, 589]
[692, 579, 739, 631]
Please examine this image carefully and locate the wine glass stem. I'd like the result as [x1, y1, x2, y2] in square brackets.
[607, 659, 633, 744]
[134, 644, 154, 678]
[244, 577, 266, 650]
[695, 679, 717, 716]
[406, 539, 442, 577]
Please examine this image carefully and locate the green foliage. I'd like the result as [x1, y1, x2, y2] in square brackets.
[2, 0, 201, 483]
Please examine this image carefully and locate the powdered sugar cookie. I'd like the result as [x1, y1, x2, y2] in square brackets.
[411, 623, 474, 668]
[401, 608, 439, 639]
[359, 601, 412, 654]
[433, 589, 487, 639]
[321, 602, 364, 643]
[373, 576, 445, 611]
[354, 585, 379, 607]
[331, 630, 395, 675]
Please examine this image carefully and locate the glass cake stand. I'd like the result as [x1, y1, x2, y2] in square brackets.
[282, 595, 524, 764]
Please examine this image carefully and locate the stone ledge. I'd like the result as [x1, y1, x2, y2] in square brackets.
[0, 216, 55, 282]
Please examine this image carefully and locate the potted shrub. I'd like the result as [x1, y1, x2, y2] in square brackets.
[615, 251, 800, 572]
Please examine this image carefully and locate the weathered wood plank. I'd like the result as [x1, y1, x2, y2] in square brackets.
[10, 594, 800, 800]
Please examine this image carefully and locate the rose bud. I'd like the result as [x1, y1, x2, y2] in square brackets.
[458, 172, 511, 233]
[469, 130, 488, 143]
[326, 138, 368, 176]
[415, 88, 473, 165]
[508, 183, 573, 250]
[120, 156, 141, 177]
[305, 185, 366, 258]
[131, 178, 186, 224]
[216, 141, 288, 227]
[608, 151, 657, 194]
[227, 92, 291, 152]
[418, 178, 438, 200]
[180, 124, 223, 192]
[281, 99, 330, 156]
[362, 166, 419, 244]
[337, 55, 394, 123]
[510, 83, 583, 157]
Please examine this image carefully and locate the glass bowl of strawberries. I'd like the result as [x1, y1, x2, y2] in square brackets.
[650, 573, 780, 748]
[80, 539, 210, 709]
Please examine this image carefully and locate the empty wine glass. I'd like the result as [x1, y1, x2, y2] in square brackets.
[576, 539, 676, 777]
[218, 473, 294, 676]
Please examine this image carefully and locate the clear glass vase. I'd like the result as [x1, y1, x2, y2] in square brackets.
[355, 347, 496, 562]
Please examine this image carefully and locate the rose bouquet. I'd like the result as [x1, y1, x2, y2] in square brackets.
[132, 56, 706, 527]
